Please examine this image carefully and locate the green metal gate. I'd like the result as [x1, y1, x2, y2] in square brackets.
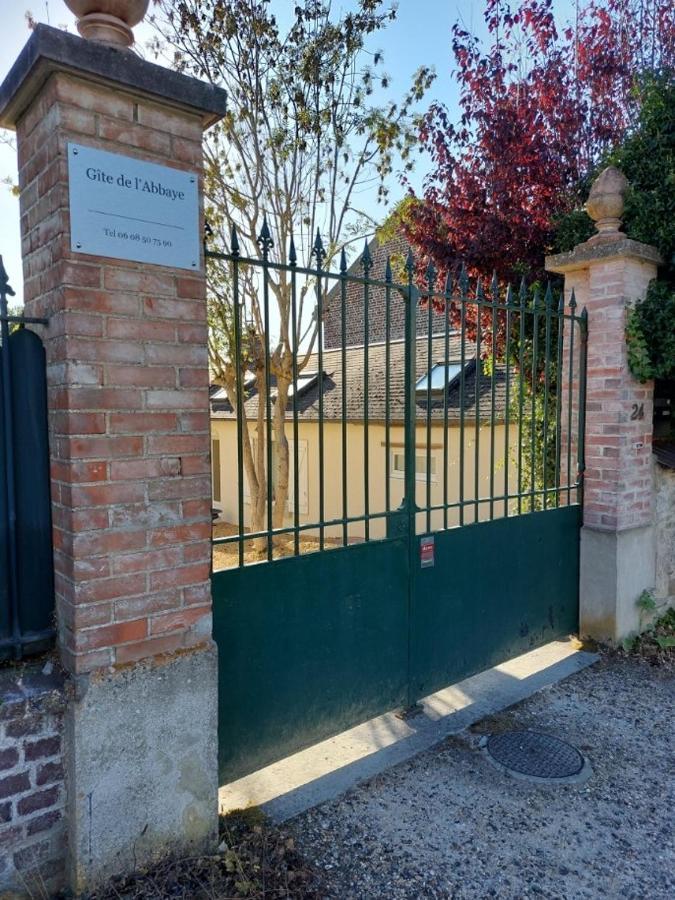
[0, 256, 55, 661]
[208, 228, 587, 785]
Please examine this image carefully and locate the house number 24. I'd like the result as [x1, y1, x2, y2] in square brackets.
[630, 403, 644, 420]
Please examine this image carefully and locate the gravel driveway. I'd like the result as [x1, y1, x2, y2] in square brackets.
[288, 656, 675, 899]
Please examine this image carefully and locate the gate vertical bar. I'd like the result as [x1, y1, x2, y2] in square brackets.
[230, 227, 245, 567]
[385, 257, 392, 516]
[403, 251, 418, 533]
[474, 281, 483, 522]
[340, 249, 348, 546]
[312, 231, 326, 551]
[458, 267, 467, 526]
[489, 274, 498, 520]
[361, 242, 372, 542]
[258, 219, 274, 561]
[530, 289, 540, 512]
[290, 237, 301, 556]
[0, 257, 21, 659]
[577, 307, 588, 509]
[403, 250, 417, 706]
[425, 263, 435, 533]
[503, 285, 514, 517]
[554, 291, 565, 507]
[517, 279, 527, 514]
[442, 272, 451, 530]
[542, 284, 553, 509]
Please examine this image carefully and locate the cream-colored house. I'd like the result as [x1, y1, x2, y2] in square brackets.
[210, 334, 517, 544]
[210, 234, 517, 557]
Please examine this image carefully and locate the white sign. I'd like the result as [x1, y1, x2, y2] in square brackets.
[67, 143, 200, 270]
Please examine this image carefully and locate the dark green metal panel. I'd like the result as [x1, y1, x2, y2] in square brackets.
[0, 328, 54, 659]
[213, 537, 409, 784]
[0, 343, 9, 644]
[409, 506, 580, 702]
[10, 330, 54, 642]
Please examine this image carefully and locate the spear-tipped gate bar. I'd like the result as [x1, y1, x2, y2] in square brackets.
[203, 231, 588, 566]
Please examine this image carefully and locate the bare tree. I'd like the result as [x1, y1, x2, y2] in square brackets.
[151, 0, 434, 549]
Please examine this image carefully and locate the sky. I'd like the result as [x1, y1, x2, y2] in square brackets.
[0, 0, 577, 305]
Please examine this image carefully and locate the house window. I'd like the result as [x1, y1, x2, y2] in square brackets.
[391, 450, 437, 481]
[212, 439, 221, 502]
[270, 371, 320, 399]
[416, 362, 463, 393]
[288, 372, 319, 397]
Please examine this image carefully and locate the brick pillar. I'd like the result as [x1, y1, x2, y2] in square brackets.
[0, 25, 226, 890]
[547, 234, 661, 642]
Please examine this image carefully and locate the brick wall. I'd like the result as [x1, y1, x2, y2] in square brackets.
[654, 461, 675, 610]
[582, 256, 655, 531]
[17, 72, 212, 673]
[550, 248, 658, 530]
[0, 666, 66, 894]
[323, 234, 448, 349]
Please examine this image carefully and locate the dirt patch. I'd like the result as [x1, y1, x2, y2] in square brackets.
[65, 810, 323, 900]
[212, 521, 335, 569]
[594, 607, 675, 671]
[467, 703, 536, 737]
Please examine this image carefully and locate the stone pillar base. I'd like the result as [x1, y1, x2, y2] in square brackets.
[580, 525, 656, 642]
[65, 643, 218, 891]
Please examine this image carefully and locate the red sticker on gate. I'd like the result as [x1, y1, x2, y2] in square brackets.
[420, 536, 435, 568]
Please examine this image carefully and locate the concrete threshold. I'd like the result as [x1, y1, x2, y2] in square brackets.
[218, 639, 599, 823]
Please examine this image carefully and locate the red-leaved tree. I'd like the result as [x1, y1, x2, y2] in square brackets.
[401, 0, 674, 289]
[395, 1, 673, 503]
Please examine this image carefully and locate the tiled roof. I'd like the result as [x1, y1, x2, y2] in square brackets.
[211, 334, 509, 424]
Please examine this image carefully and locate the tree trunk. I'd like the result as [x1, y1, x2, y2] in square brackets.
[251, 371, 269, 554]
[272, 377, 291, 531]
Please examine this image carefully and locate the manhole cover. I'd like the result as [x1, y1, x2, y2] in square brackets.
[485, 731, 587, 782]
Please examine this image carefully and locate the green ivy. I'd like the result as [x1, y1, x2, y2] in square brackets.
[609, 74, 675, 272]
[554, 74, 674, 271]
[550, 207, 595, 255]
[626, 280, 675, 382]
[504, 288, 562, 512]
[511, 378, 560, 512]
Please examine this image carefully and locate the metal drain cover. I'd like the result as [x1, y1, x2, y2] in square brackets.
[486, 730, 586, 781]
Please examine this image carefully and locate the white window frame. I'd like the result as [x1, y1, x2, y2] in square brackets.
[415, 361, 464, 393]
[390, 449, 438, 483]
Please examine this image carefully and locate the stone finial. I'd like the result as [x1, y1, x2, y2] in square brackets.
[585, 166, 629, 240]
[64, 1, 150, 48]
